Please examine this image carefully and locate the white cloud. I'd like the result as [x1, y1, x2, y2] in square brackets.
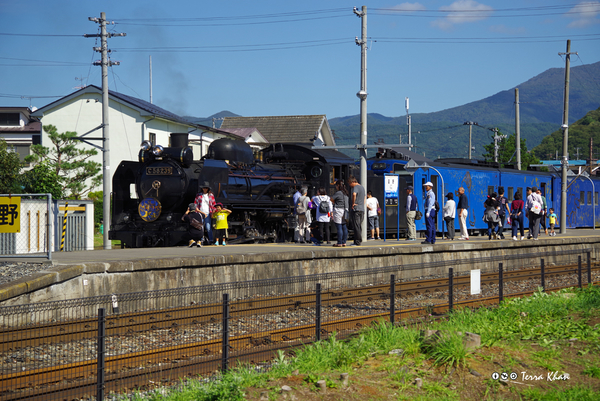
[565, 1, 600, 28]
[431, 0, 494, 31]
[387, 2, 427, 13]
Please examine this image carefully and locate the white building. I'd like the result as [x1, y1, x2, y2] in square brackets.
[30, 85, 236, 196]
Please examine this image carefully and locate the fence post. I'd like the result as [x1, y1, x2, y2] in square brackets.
[541, 258, 545, 291]
[222, 293, 230, 372]
[499, 263, 504, 303]
[97, 308, 105, 401]
[588, 251, 592, 286]
[316, 283, 322, 341]
[60, 201, 68, 252]
[448, 268, 453, 312]
[578, 256, 583, 289]
[390, 274, 396, 325]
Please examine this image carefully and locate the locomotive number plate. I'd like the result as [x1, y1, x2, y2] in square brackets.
[146, 167, 172, 175]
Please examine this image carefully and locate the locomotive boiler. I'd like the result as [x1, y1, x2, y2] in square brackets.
[109, 133, 355, 248]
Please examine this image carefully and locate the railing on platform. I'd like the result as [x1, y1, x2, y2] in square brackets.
[0, 249, 596, 401]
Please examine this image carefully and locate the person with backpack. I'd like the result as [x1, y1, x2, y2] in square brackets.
[366, 190, 381, 240]
[295, 187, 310, 243]
[526, 186, 543, 240]
[536, 188, 549, 236]
[331, 180, 349, 247]
[312, 187, 333, 245]
[497, 187, 510, 239]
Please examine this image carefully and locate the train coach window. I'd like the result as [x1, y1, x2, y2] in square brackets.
[588, 192, 592, 206]
[596, 192, 598, 206]
[540, 182, 546, 196]
[580, 191, 585, 205]
[393, 163, 403, 173]
[488, 186, 494, 195]
[518, 188, 523, 199]
[130, 183, 138, 199]
[508, 187, 514, 201]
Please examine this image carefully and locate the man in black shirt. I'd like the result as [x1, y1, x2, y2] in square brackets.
[457, 187, 469, 240]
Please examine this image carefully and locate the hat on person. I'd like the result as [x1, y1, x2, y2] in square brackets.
[445, 192, 453, 199]
[215, 202, 223, 208]
[407, 185, 414, 190]
[188, 203, 196, 211]
[201, 181, 211, 190]
[424, 182, 433, 187]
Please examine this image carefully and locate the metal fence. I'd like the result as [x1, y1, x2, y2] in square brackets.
[0, 249, 596, 401]
[0, 195, 95, 259]
[0, 194, 52, 259]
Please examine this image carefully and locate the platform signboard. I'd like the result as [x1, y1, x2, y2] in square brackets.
[0, 196, 20, 233]
[383, 174, 400, 241]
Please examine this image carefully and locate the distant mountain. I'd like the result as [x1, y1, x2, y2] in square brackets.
[532, 107, 600, 161]
[183, 110, 240, 127]
[330, 62, 600, 159]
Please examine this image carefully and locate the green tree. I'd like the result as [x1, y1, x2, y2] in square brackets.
[0, 139, 22, 194]
[26, 124, 102, 199]
[20, 161, 63, 199]
[482, 131, 540, 170]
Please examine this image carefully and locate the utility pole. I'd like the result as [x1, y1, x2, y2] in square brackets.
[405, 97, 412, 149]
[515, 88, 521, 170]
[354, 5, 368, 241]
[463, 121, 476, 159]
[86, 12, 126, 249]
[559, 40, 577, 235]
[491, 128, 505, 163]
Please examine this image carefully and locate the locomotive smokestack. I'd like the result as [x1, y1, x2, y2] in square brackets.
[170, 133, 189, 148]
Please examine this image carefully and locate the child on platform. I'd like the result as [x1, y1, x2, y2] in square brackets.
[548, 208, 557, 237]
[212, 203, 232, 246]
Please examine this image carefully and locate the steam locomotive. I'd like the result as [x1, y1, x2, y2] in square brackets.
[109, 133, 356, 248]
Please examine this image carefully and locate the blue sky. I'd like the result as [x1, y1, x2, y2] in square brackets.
[1, 1, 599, 120]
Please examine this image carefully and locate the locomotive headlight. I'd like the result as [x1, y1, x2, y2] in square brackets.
[123, 214, 130, 222]
[152, 145, 164, 156]
[140, 140, 152, 151]
[166, 214, 173, 222]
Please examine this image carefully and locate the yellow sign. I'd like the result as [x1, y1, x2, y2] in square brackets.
[0, 196, 20, 233]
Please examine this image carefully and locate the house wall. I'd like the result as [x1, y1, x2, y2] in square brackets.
[35, 92, 193, 195]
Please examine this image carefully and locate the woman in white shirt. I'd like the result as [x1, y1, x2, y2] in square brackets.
[311, 188, 333, 244]
[443, 192, 456, 240]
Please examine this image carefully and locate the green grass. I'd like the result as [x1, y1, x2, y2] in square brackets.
[93, 233, 120, 249]
[122, 285, 600, 401]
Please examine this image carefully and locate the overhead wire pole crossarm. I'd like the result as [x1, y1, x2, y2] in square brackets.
[86, 12, 126, 250]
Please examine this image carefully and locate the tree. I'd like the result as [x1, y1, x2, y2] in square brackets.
[26, 125, 102, 199]
[0, 139, 22, 194]
[482, 131, 540, 170]
[20, 161, 63, 199]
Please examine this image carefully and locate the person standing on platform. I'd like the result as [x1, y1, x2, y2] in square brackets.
[405, 186, 417, 241]
[195, 182, 216, 245]
[212, 203, 232, 246]
[483, 192, 501, 240]
[526, 186, 543, 240]
[349, 176, 366, 246]
[312, 188, 333, 245]
[537, 188, 549, 236]
[511, 192, 525, 240]
[422, 182, 437, 244]
[443, 192, 456, 240]
[331, 180, 349, 247]
[293, 185, 302, 242]
[295, 187, 310, 243]
[497, 187, 510, 239]
[366, 190, 381, 240]
[457, 186, 469, 240]
[548, 208, 557, 236]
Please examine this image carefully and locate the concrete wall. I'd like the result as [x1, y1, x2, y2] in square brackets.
[1, 237, 598, 309]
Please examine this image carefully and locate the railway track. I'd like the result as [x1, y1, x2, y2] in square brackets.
[1, 262, 598, 401]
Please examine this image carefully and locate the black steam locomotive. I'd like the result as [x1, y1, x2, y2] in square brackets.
[109, 133, 355, 248]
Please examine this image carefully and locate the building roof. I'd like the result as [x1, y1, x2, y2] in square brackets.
[220, 115, 331, 144]
[0, 107, 41, 133]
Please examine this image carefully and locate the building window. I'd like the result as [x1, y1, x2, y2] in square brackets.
[149, 133, 156, 146]
[0, 113, 20, 126]
[7, 144, 30, 166]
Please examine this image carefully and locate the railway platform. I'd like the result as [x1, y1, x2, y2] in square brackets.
[1, 228, 599, 306]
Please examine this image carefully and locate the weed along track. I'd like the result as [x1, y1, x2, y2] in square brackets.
[0, 261, 598, 401]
